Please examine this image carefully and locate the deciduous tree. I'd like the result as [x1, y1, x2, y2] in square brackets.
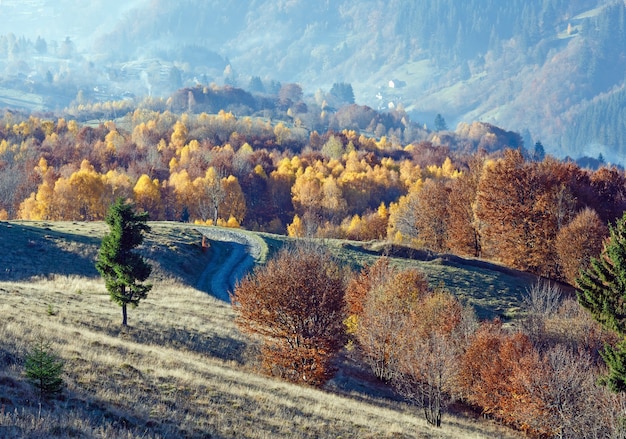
[556, 208, 607, 285]
[231, 245, 345, 386]
[446, 153, 484, 257]
[192, 167, 224, 223]
[50, 160, 108, 221]
[133, 174, 163, 220]
[458, 321, 539, 429]
[394, 290, 465, 427]
[219, 175, 246, 224]
[475, 150, 571, 277]
[347, 258, 429, 381]
[413, 178, 451, 252]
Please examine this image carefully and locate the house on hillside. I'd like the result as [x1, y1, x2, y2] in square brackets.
[388, 79, 407, 88]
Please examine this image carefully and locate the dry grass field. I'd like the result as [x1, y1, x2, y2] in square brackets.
[0, 221, 523, 438]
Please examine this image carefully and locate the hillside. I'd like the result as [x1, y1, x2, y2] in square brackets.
[88, 0, 626, 162]
[0, 221, 529, 438]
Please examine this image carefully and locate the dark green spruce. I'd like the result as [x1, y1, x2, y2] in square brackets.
[577, 211, 626, 392]
[96, 198, 152, 327]
[24, 336, 64, 399]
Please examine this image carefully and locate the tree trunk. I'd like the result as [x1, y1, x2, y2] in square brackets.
[122, 303, 128, 326]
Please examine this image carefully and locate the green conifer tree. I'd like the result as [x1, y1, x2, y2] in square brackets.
[24, 336, 64, 399]
[434, 114, 448, 131]
[577, 211, 626, 392]
[96, 197, 152, 326]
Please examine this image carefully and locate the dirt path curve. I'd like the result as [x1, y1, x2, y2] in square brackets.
[194, 227, 264, 301]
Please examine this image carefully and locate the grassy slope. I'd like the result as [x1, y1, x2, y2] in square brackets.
[0, 221, 523, 438]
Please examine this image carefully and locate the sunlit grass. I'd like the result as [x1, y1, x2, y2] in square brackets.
[0, 221, 523, 438]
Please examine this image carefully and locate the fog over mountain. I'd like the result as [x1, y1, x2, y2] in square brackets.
[0, 0, 143, 49]
[2, 0, 626, 163]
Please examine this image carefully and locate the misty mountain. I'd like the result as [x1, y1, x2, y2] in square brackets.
[1, 0, 625, 162]
[0, 0, 141, 50]
[85, 0, 626, 162]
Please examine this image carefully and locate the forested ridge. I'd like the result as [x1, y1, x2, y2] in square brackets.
[87, 0, 626, 161]
[0, 84, 623, 288]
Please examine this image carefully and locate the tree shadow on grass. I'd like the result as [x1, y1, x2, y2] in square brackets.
[0, 222, 101, 281]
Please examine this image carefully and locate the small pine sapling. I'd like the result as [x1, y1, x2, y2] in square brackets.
[24, 336, 64, 399]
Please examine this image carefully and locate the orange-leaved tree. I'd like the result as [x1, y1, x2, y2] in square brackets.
[394, 289, 467, 427]
[555, 207, 607, 285]
[475, 149, 574, 277]
[346, 257, 429, 381]
[446, 152, 485, 257]
[457, 320, 542, 431]
[231, 244, 346, 386]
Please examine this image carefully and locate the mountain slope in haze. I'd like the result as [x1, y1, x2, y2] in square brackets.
[93, 0, 626, 163]
[0, 0, 143, 50]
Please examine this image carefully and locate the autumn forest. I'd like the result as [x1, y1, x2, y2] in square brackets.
[2, 78, 626, 437]
[0, 84, 621, 286]
[5, 0, 626, 437]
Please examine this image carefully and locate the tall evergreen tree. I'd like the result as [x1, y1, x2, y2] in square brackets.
[532, 141, 545, 161]
[96, 198, 152, 326]
[434, 114, 448, 131]
[577, 211, 626, 392]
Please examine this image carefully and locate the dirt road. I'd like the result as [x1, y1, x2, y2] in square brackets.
[194, 227, 264, 301]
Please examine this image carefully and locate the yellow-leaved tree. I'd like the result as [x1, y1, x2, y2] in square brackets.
[49, 160, 107, 220]
[219, 175, 246, 224]
[287, 214, 305, 238]
[192, 167, 224, 223]
[19, 157, 56, 220]
[133, 174, 163, 219]
[168, 169, 194, 221]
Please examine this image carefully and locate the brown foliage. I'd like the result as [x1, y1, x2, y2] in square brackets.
[446, 153, 484, 257]
[456, 317, 624, 438]
[231, 245, 346, 386]
[345, 257, 428, 320]
[408, 141, 451, 168]
[457, 321, 539, 429]
[512, 345, 623, 438]
[394, 291, 466, 427]
[475, 150, 575, 278]
[555, 208, 607, 285]
[589, 166, 626, 224]
[414, 178, 451, 252]
[347, 258, 429, 381]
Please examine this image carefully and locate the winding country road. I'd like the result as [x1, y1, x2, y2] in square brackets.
[194, 227, 264, 301]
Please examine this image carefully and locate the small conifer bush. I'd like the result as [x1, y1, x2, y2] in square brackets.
[24, 336, 64, 399]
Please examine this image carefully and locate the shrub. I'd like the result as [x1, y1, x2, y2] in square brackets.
[231, 244, 346, 386]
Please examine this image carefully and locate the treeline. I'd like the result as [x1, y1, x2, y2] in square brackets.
[564, 86, 626, 159]
[0, 106, 622, 284]
[390, 148, 622, 283]
[68, 82, 419, 143]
